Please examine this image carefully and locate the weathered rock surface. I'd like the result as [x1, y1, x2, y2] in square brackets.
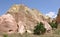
[56, 8, 60, 23]
[41, 21, 52, 31]
[0, 4, 52, 34]
[18, 21, 26, 34]
[0, 14, 18, 33]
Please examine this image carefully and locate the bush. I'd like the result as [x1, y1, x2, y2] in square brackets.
[34, 22, 46, 35]
[3, 34, 8, 37]
[49, 21, 58, 29]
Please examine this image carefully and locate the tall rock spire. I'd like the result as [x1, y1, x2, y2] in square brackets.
[57, 8, 60, 16]
[56, 8, 60, 23]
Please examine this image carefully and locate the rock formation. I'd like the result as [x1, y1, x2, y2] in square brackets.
[56, 8, 60, 23]
[0, 4, 52, 34]
[0, 14, 18, 33]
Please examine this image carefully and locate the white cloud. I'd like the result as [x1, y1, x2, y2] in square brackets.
[46, 12, 57, 18]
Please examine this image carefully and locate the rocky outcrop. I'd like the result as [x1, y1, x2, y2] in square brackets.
[0, 4, 52, 34]
[0, 14, 18, 33]
[44, 16, 53, 22]
[18, 21, 26, 34]
[41, 21, 52, 31]
[56, 8, 60, 23]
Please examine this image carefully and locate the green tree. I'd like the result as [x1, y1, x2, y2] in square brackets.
[34, 22, 46, 35]
[49, 21, 58, 29]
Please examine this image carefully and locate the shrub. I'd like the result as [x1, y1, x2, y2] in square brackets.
[49, 21, 58, 29]
[34, 22, 46, 35]
[3, 34, 8, 37]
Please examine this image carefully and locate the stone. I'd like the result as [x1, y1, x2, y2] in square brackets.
[0, 4, 52, 34]
[18, 21, 26, 34]
[0, 14, 18, 33]
[27, 30, 33, 33]
[56, 8, 60, 23]
[41, 21, 52, 31]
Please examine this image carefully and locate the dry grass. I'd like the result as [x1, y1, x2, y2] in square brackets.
[0, 29, 60, 37]
[0, 24, 60, 37]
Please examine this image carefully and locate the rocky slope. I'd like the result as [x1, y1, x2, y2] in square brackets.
[0, 14, 18, 33]
[0, 4, 52, 34]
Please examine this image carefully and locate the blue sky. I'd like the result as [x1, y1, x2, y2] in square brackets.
[0, 0, 60, 18]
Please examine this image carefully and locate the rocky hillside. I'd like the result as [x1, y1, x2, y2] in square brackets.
[0, 4, 52, 34]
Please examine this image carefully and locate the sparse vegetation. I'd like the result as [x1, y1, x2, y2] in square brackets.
[3, 34, 8, 37]
[49, 21, 58, 29]
[33, 22, 46, 35]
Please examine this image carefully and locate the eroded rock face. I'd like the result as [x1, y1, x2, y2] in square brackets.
[0, 14, 18, 33]
[18, 21, 26, 34]
[56, 8, 60, 23]
[0, 4, 52, 34]
[41, 21, 52, 31]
